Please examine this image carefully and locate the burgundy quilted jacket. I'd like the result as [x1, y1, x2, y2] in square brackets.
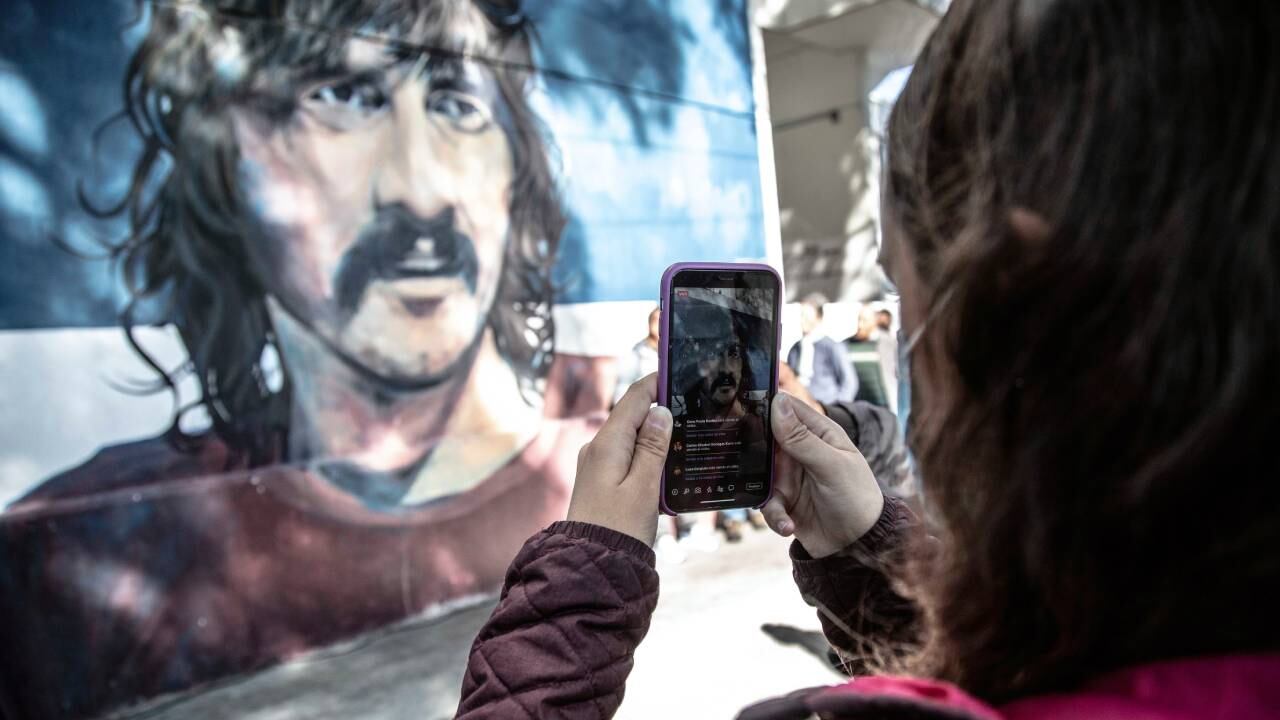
[452, 501, 1280, 719]
[454, 496, 926, 720]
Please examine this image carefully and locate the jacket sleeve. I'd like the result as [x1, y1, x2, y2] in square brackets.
[821, 400, 916, 499]
[455, 521, 659, 719]
[791, 496, 920, 676]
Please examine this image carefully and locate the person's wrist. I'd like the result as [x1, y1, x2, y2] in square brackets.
[796, 536, 843, 559]
[851, 488, 886, 541]
[565, 508, 657, 547]
[798, 490, 885, 559]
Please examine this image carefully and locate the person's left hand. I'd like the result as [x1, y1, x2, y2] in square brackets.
[568, 373, 673, 546]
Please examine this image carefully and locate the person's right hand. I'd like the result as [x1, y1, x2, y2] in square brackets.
[762, 393, 884, 558]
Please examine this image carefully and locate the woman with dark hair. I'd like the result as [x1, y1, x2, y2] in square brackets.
[454, 1, 1280, 718]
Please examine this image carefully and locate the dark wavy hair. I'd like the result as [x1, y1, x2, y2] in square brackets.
[883, 0, 1280, 702]
[91, 0, 564, 465]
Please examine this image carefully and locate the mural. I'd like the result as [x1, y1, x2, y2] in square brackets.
[0, 0, 769, 718]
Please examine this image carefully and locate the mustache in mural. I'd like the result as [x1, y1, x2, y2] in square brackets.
[333, 205, 480, 314]
[711, 371, 739, 391]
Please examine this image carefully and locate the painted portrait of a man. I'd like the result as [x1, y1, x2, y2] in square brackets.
[0, 1, 604, 717]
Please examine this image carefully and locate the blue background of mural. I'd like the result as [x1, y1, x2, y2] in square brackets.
[0, 0, 765, 328]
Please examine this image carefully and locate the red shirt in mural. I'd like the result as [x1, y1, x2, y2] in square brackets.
[0, 414, 599, 719]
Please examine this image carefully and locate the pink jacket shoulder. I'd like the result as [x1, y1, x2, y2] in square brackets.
[820, 655, 1280, 720]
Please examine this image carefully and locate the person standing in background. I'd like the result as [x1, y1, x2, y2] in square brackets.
[613, 307, 662, 406]
[875, 307, 899, 412]
[875, 308, 893, 334]
[844, 306, 891, 407]
[786, 294, 858, 404]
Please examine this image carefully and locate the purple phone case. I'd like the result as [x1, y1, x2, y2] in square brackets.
[657, 261, 783, 516]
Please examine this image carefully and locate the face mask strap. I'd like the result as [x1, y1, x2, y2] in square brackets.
[895, 284, 955, 506]
[901, 285, 955, 356]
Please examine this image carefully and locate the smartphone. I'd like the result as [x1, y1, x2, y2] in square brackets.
[658, 262, 782, 515]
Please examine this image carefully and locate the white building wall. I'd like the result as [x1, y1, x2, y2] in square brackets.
[760, 0, 940, 304]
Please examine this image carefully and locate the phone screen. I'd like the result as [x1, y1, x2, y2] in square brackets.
[663, 268, 779, 513]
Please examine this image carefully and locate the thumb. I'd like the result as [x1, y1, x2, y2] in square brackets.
[760, 494, 795, 537]
[626, 406, 672, 485]
[771, 393, 849, 473]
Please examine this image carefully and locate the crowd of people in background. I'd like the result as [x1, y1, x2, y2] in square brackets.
[788, 294, 899, 412]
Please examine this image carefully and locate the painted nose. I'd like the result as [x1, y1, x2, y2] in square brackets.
[373, 81, 452, 220]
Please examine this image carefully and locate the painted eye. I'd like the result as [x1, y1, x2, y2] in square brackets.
[428, 90, 492, 133]
[311, 80, 388, 110]
[303, 79, 390, 129]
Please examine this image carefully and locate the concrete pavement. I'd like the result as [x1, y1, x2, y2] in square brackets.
[620, 524, 844, 718]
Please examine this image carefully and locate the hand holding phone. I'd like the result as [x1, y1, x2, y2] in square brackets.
[761, 393, 884, 558]
[567, 374, 673, 546]
[658, 263, 781, 515]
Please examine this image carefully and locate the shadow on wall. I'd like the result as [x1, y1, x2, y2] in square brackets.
[529, 0, 753, 305]
[528, 0, 695, 146]
[782, 221, 877, 302]
[777, 116, 883, 301]
[531, 0, 751, 140]
[0, 0, 142, 329]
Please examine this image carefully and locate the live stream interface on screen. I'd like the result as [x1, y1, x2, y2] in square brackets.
[666, 285, 775, 507]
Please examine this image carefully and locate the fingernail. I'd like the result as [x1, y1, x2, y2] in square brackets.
[780, 520, 794, 535]
[646, 406, 672, 432]
[775, 394, 794, 418]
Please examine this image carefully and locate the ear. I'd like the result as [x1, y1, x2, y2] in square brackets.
[1008, 207, 1052, 246]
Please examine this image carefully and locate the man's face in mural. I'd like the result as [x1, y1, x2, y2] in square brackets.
[232, 27, 514, 384]
[695, 312, 744, 411]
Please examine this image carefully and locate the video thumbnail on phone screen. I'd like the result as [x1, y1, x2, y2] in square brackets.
[665, 284, 776, 503]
